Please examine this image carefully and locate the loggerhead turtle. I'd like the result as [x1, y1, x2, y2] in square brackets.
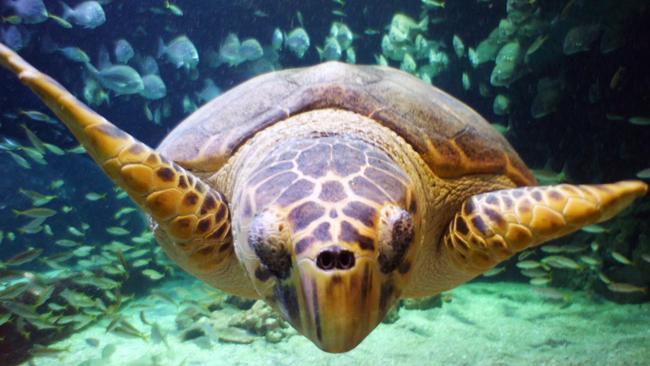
[0, 43, 646, 353]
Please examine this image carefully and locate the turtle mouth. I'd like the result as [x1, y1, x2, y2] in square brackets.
[285, 256, 384, 353]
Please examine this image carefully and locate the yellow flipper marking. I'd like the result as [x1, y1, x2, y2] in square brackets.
[0, 43, 233, 272]
[444, 181, 648, 274]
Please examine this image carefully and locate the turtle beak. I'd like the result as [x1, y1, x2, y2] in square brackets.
[278, 256, 390, 353]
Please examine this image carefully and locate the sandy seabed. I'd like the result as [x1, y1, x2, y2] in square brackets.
[24, 281, 650, 366]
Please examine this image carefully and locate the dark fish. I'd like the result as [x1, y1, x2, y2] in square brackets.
[6, 0, 48, 24]
[157, 35, 199, 69]
[12, 207, 56, 218]
[33, 285, 54, 306]
[29, 344, 70, 357]
[86, 63, 144, 96]
[563, 25, 600, 55]
[114, 39, 134, 64]
[101, 344, 116, 359]
[5, 247, 43, 266]
[0, 25, 26, 51]
[0, 281, 30, 299]
[150, 322, 168, 347]
[111, 324, 147, 341]
[1, 300, 39, 319]
[139, 310, 150, 325]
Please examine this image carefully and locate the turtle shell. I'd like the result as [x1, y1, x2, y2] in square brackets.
[157, 62, 535, 186]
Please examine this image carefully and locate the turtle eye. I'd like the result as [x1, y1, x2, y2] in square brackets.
[377, 205, 414, 273]
[248, 210, 292, 280]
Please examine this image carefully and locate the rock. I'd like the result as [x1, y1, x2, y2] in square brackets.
[382, 305, 400, 324]
[263, 317, 280, 331]
[402, 294, 442, 310]
[265, 330, 284, 343]
[228, 300, 290, 342]
[181, 325, 206, 341]
[218, 328, 255, 344]
[225, 295, 256, 310]
[175, 305, 208, 330]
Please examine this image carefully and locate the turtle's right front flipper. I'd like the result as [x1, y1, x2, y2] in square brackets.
[443, 181, 647, 277]
[0, 43, 241, 291]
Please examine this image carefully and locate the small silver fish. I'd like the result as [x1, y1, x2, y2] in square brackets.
[57, 46, 90, 63]
[563, 24, 600, 55]
[239, 38, 264, 61]
[20, 124, 45, 152]
[628, 116, 650, 126]
[114, 207, 137, 219]
[140, 74, 167, 100]
[19, 188, 56, 206]
[67, 226, 85, 237]
[85, 338, 100, 347]
[516, 260, 541, 269]
[86, 63, 144, 96]
[7, 0, 48, 24]
[43, 143, 65, 155]
[67, 145, 86, 154]
[7, 150, 31, 169]
[106, 227, 130, 236]
[114, 39, 134, 64]
[578, 255, 601, 267]
[482, 266, 505, 277]
[634, 168, 650, 179]
[540, 244, 565, 254]
[61, 1, 105, 29]
[611, 251, 633, 265]
[529, 277, 551, 286]
[285, 27, 310, 58]
[317, 36, 342, 61]
[142, 269, 164, 280]
[520, 268, 549, 278]
[581, 224, 608, 234]
[271, 28, 283, 51]
[164, 0, 183, 16]
[158, 35, 199, 69]
[607, 282, 646, 293]
[85, 192, 107, 201]
[13, 207, 56, 218]
[641, 253, 650, 264]
[150, 322, 169, 347]
[19, 110, 56, 124]
[541, 255, 582, 270]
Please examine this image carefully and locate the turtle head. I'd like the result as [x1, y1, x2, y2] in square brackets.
[235, 137, 419, 352]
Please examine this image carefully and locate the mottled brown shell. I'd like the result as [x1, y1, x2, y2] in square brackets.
[157, 62, 535, 186]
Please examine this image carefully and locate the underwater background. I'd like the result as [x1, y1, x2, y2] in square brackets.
[0, 0, 649, 365]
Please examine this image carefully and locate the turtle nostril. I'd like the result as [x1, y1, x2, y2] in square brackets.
[336, 250, 355, 269]
[316, 250, 336, 270]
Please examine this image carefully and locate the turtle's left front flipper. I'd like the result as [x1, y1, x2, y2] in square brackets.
[0, 43, 248, 295]
[443, 181, 647, 275]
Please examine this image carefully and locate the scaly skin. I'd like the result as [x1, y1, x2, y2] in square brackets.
[0, 43, 247, 296]
[442, 181, 648, 283]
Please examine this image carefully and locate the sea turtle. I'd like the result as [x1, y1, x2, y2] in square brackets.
[0, 43, 646, 353]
